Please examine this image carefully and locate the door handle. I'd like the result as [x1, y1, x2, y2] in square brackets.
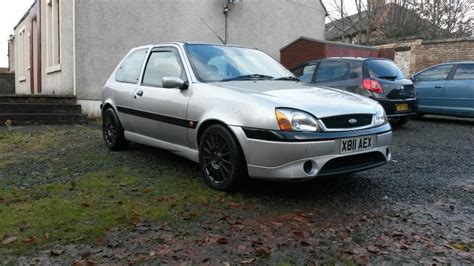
[434, 86, 443, 89]
[136, 90, 144, 97]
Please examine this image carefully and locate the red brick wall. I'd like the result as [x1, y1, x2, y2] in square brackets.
[280, 38, 394, 69]
[280, 39, 326, 69]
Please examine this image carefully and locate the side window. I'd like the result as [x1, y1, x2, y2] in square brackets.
[452, 64, 474, 80]
[115, 49, 148, 84]
[296, 64, 316, 83]
[416, 65, 453, 82]
[316, 61, 350, 83]
[142, 49, 185, 88]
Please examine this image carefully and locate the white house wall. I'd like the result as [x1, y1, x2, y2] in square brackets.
[74, 0, 326, 110]
[14, 10, 33, 95]
[41, 0, 74, 96]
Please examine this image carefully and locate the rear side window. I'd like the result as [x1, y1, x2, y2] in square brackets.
[316, 61, 350, 83]
[142, 49, 185, 87]
[293, 64, 316, 82]
[115, 49, 148, 84]
[364, 60, 404, 80]
[452, 64, 474, 80]
[416, 65, 453, 81]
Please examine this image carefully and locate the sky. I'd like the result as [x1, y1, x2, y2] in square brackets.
[0, 0, 34, 67]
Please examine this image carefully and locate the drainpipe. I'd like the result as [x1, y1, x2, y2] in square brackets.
[223, 0, 241, 45]
[223, 4, 230, 44]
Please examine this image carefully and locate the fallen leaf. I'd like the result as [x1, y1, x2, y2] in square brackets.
[95, 236, 108, 246]
[217, 238, 228, 245]
[293, 231, 305, 238]
[256, 247, 271, 258]
[300, 240, 311, 246]
[367, 245, 380, 254]
[349, 247, 367, 255]
[240, 258, 255, 264]
[449, 242, 469, 252]
[228, 202, 240, 209]
[50, 249, 64, 256]
[44, 231, 49, 240]
[2, 236, 17, 245]
[19, 222, 30, 232]
[156, 248, 173, 256]
[22, 236, 37, 244]
[355, 255, 370, 265]
[392, 231, 404, 237]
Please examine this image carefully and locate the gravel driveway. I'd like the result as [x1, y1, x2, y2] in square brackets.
[1, 116, 473, 264]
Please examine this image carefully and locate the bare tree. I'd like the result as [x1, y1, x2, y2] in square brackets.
[324, 0, 472, 44]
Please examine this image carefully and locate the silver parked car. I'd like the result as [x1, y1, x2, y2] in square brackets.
[101, 43, 392, 191]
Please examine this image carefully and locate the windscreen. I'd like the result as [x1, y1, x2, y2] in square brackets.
[186, 44, 293, 82]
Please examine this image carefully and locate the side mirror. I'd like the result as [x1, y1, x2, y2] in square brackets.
[162, 77, 188, 90]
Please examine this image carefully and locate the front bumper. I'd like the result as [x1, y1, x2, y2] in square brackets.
[377, 98, 418, 118]
[230, 124, 392, 180]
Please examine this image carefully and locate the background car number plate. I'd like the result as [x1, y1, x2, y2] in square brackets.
[340, 136, 374, 154]
[395, 103, 409, 112]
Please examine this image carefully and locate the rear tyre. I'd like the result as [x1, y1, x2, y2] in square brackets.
[102, 108, 128, 151]
[199, 125, 247, 191]
[390, 116, 410, 128]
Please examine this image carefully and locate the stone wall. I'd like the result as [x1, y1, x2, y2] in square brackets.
[0, 73, 15, 95]
[375, 38, 474, 75]
[411, 38, 474, 73]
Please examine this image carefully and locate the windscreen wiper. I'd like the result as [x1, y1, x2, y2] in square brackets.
[273, 76, 300, 81]
[221, 74, 274, 82]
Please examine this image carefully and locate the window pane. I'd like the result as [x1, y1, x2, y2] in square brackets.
[115, 49, 148, 84]
[453, 64, 474, 80]
[294, 64, 315, 82]
[365, 60, 404, 80]
[142, 50, 184, 87]
[417, 65, 453, 81]
[316, 61, 350, 83]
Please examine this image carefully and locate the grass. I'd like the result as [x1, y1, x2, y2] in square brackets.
[0, 126, 246, 255]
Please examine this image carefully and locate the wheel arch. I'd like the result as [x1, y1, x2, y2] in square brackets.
[196, 119, 229, 147]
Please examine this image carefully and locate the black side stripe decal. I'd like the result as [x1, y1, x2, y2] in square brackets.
[116, 106, 198, 129]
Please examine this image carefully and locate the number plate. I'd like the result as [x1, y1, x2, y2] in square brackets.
[395, 103, 409, 112]
[340, 136, 374, 154]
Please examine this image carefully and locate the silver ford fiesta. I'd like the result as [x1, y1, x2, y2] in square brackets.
[101, 43, 392, 191]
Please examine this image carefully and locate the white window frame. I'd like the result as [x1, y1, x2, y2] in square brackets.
[17, 27, 27, 82]
[45, 0, 61, 74]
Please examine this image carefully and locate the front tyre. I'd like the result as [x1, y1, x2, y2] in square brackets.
[199, 125, 247, 191]
[102, 108, 128, 151]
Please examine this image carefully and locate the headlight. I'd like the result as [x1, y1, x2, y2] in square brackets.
[374, 106, 388, 126]
[275, 108, 321, 132]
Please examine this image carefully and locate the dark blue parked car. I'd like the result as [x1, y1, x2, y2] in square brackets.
[413, 62, 474, 118]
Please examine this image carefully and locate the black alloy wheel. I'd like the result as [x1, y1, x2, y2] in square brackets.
[102, 108, 128, 151]
[199, 124, 247, 191]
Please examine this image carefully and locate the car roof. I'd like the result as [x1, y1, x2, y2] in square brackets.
[291, 57, 392, 69]
[130, 42, 257, 51]
[432, 61, 474, 65]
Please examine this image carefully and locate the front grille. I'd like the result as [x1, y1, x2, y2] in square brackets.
[319, 152, 386, 176]
[321, 114, 373, 129]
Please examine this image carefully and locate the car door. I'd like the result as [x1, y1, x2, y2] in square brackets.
[130, 46, 191, 147]
[112, 48, 149, 131]
[443, 64, 474, 118]
[413, 64, 454, 115]
[314, 61, 359, 92]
